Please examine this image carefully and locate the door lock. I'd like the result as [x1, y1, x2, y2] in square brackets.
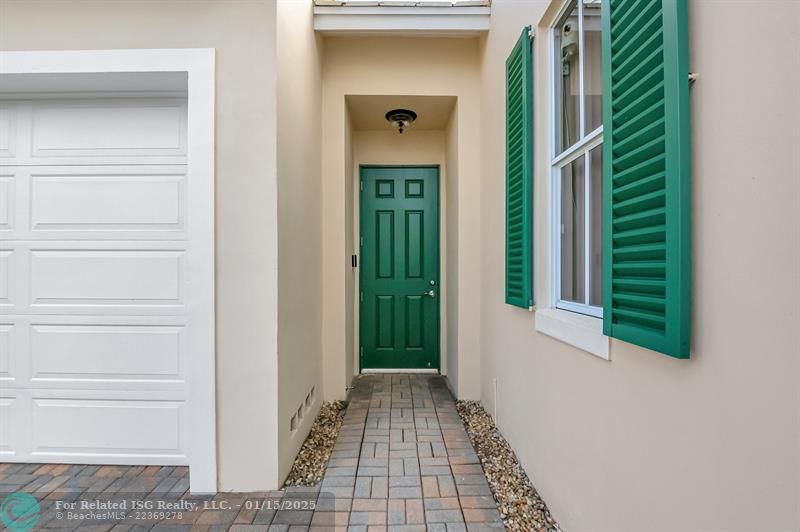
[423, 289, 436, 298]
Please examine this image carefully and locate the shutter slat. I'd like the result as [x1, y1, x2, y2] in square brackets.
[613, 38, 663, 83]
[611, 0, 649, 35]
[614, 189, 666, 215]
[615, 67, 664, 114]
[603, 0, 691, 358]
[612, 5, 662, 59]
[613, 206, 666, 232]
[613, 117, 665, 156]
[612, 155, 665, 187]
[614, 293, 666, 312]
[613, 134, 667, 172]
[613, 82, 664, 123]
[610, 0, 643, 25]
[612, 307, 667, 330]
[505, 26, 533, 309]
[613, 99, 663, 141]
[613, 46, 664, 98]
[613, 224, 666, 246]
[613, 278, 666, 296]
[613, 242, 666, 255]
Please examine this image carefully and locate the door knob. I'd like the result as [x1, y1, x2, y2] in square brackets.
[422, 290, 436, 298]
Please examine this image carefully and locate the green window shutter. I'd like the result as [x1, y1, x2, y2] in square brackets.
[602, 0, 691, 358]
[505, 26, 533, 309]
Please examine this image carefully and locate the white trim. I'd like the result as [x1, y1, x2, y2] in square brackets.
[556, 298, 602, 318]
[0, 49, 217, 494]
[552, 124, 603, 166]
[549, 4, 604, 320]
[535, 308, 609, 360]
[577, 0, 586, 138]
[313, 5, 490, 33]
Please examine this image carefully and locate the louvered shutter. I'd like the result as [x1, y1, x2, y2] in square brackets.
[602, 0, 691, 357]
[505, 26, 533, 309]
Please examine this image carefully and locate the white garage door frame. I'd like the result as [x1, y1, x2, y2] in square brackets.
[0, 49, 217, 494]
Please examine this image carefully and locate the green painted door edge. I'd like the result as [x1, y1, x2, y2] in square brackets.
[359, 165, 441, 371]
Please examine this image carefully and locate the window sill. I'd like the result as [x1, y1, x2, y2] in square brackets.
[534, 308, 610, 360]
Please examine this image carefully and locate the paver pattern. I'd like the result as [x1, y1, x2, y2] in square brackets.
[0, 374, 503, 531]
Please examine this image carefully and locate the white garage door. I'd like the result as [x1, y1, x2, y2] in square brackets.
[0, 97, 195, 465]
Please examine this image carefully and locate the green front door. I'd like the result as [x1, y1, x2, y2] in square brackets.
[360, 166, 440, 370]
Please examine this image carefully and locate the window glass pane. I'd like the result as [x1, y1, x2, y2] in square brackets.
[560, 156, 586, 304]
[583, 0, 603, 133]
[589, 145, 603, 307]
[554, 2, 580, 154]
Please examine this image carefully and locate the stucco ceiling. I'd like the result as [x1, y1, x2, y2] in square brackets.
[346, 95, 457, 131]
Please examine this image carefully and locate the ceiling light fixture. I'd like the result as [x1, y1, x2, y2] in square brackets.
[385, 108, 417, 134]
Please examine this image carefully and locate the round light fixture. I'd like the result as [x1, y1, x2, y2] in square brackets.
[385, 108, 417, 134]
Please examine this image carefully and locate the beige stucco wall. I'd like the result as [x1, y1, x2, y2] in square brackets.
[321, 37, 482, 400]
[0, 0, 281, 491]
[344, 106, 355, 385]
[444, 110, 461, 391]
[480, 1, 800, 530]
[275, 0, 324, 484]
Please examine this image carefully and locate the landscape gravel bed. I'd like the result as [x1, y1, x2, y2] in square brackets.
[283, 400, 347, 487]
[456, 400, 561, 532]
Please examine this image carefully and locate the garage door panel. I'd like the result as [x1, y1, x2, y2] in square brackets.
[0, 324, 14, 381]
[0, 397, 15, 457]
[30, 324, 184, 384]
[0, 174, 13, 230]
[30, 250, 184, 307]
[0, 249, 14, 307]
[31, 99, 186, 160]
[31, 172, 185, 233]
[31, 398, 186, 462]
[0, 104, 16, 158]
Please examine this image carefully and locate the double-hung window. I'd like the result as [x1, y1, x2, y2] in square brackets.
[551, 0, 603, 318]
[504, 0, 692, 358]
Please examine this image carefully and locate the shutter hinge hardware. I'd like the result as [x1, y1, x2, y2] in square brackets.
[688, 72, 699, 83]
[527, 27, 535, 40]
[360, 291, 363, 302]
[360, 181, 363, 191]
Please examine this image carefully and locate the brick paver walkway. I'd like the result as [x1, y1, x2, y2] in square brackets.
[0, 374, 503, 531]
[317, 373, 503, 532]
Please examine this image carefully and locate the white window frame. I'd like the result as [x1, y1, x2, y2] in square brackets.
[549, 0, 604, 319]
